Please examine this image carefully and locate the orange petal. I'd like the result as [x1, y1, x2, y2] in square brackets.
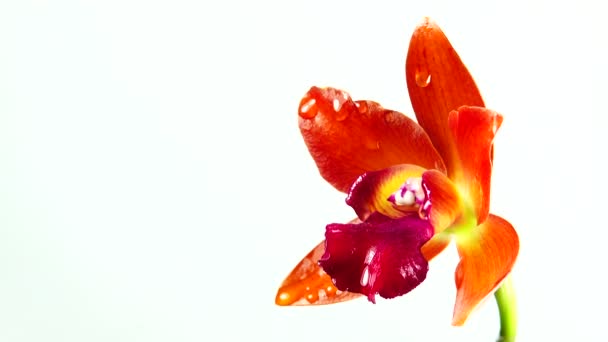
[276, 240, 361, 306]
[405, 18, 484, 176]
[421, 169, 464, 233]
[418, 169, 464, 261]
[346, 164, 427, 221]
[449, 106, 502, 224]
[452, 214, 519, 325]
[299, 86, 446, 193]
[421, 231, 451, 261]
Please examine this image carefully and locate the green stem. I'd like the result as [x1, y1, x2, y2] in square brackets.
[494, 275, 517, 342]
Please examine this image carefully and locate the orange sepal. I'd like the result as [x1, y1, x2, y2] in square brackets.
[452, 214, 519, 325]
[299, 86, 445, 193]
[449, 106, 502, 224]
[405, 18, 484, 176]
[275, 240, 361, 306]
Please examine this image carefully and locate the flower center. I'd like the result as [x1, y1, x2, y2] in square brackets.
[388, 177, 425, 206]
[387, 177, 432, 220]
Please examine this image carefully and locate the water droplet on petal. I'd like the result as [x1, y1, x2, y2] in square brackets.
[299, 96, 318, 119]
[331, 89, 350, 121]
[275, 290, 295, 306]
[355, 101, 368, 114]
[325, 284, 337, 297]
[415, 69, 431, 87]
[332, 98, 341, 112]
[305, 290, 319, 303]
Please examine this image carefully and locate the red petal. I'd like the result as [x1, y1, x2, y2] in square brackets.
[319, 213, 433, 303]
[406, 18, 484, 176]
[346, 164, 427, 221]
[299, 86, 445, 193]
[452, 214, 519, 325]
[275, 240, 361, 306]
[449, 106, 502, 224]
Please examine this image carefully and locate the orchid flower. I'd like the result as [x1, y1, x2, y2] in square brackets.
[276, 18, 519, 338]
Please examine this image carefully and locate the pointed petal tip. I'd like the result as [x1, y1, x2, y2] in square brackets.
[406, 17, 484, 175]
[415, 17, 437, 31]
[275, 288, 296, 306]
[276, 239, 364, 306]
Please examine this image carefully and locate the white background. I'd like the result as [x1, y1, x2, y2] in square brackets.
[1, 0, 605, 341]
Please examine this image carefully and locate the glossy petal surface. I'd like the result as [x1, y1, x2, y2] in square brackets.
[319, 213, 433, 303]
[406, 18, 484, 176]
[449, 106, 502, 224]
[299, 86, 445, 193]
[276, 240, 361, 306]
[346, 164, 427, 221]
[452, 214, 519, 325]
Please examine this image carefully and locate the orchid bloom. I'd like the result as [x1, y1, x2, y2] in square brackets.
[276, 18, 519, 328]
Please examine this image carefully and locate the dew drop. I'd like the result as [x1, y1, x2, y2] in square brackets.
[275, 290, 295, 306]
[299, 96, 318, 119]
[305, 290, 319, 303]
[327, 89, 350, 121]
[355, 101, 368, 114]
[325, 284, 337, 297]
[332, 98, 341, 112]
[415, 70, 431, 87]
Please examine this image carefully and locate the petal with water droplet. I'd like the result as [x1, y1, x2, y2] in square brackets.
[299, 86, 446, 193]
[406, 18, 484, 176]
[275, 240, 361, 306]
